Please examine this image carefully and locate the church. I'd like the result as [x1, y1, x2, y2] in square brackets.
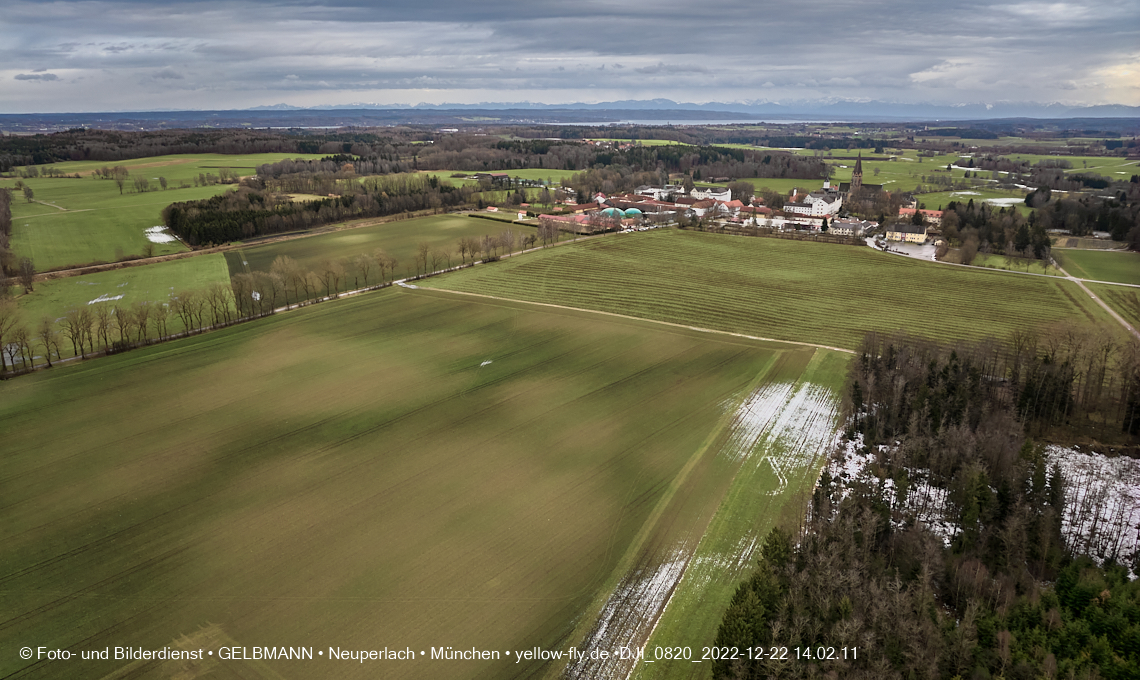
[837, 154, 884, 194]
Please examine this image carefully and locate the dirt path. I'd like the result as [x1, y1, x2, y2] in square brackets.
[412, 286, 856, 354]
[1054, 264, 1140, 340]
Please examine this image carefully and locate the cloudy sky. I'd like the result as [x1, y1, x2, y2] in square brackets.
[2, 0, 1138, 113]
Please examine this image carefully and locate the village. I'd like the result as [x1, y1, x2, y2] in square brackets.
[479, 155, 945, 246]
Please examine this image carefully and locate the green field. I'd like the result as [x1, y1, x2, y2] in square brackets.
[734, 178, 827, 195]
[1054, 249, 1140, 285]
[634, 349, 849, 680]
[958, 252, 1060, 276]
[5, 182, 226, 270]
[224, 213, 541, 287]
[422, 230, 1121, 349]
[8, 255, 232, 356]
[1087, 283, 1140, 329]
[17, 152, 327, 185]
[0, 286, 830, 680]
[3, 153, 326, 271]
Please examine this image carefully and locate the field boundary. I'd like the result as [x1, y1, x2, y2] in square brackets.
[413, 287, 857, 354]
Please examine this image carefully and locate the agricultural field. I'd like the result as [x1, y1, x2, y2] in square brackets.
[0, 286, 829, 680]
[5, 182, 220, 270]
[590, 139, 689, 147]
[916, 188, 1031, 214]
[1052, 236, 1123, 250]
[2, 153, 326, 270]
[14, 152, 327, 185]
[1087, 283, 1140, 330]
[9, 254, 232, 356]
[732, 178, 827, 195]
[224, 213, 538, 288]
[1054, 248, 1140, 285]
[630, 350, 849, 680]
[1002, 154, 1139, 179]
[421, 229, 1122, 349]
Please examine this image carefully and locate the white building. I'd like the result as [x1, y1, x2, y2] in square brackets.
[635, 185, 686, 201]
[828, 218, 877, 237]
[690, 186, 731, 201]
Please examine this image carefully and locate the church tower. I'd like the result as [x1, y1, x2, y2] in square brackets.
[851, 153, 863, 192]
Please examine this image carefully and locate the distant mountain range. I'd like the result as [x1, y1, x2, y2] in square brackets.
[246, 99, 1140, 120]
[1, 99, 1136, 133]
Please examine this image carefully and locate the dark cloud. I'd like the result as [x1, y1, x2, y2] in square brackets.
[1, 0, 1137, 112]
[15, 73, 59, 81]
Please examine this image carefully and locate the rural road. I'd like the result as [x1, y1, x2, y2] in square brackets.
[1054, 264, 1140, 341]
[873, 244, 1140, 339]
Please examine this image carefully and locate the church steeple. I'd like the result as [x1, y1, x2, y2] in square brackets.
[851, 153, 863, 191]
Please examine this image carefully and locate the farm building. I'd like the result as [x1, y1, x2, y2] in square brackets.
[898, 207, 944, 225]
[885, 223, 929, 243]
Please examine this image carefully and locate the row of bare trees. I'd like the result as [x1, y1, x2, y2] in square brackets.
[0, 222, 565, 375]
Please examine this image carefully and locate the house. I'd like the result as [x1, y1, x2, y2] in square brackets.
[635, 185, 686, 201]
[689, 186, 731, 201]
[898, 207, 943, 225]
[474, 172, 511, 185]
[783, 201, 815, 216]
[829, 218, 877, 237]
[885, 223, 929, 243]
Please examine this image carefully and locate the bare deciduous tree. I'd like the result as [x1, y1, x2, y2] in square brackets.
[17, 257, 34, 293]
[36, 316, 59, 367]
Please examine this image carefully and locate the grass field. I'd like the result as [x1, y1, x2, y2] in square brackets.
[632, 349, 849, 680]
[1087, 283, 1140, 329]
[224, 213, 540, 288]
[2, 153, 326, 271]
[16, 152, 327, 185]
[421, 229, 1121, 349]
[1054, 249, 1140, 285]
[1052, 237, 1123, 250]
[8, 255, 232, 355]
[953, 252, 1061, 276]
[0, 287, 823, 680]
[5, 182, 226, 270]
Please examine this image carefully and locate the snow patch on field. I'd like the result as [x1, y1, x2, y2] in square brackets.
[479, 360, 492, 367]
[145, 226, 176, 243]
[985, 197, 1025, 206]
[565, 548, 689, 680]
[88, 294, 124, 305]
[721, 382, 837, 473]
[1045, 445, 1140, 577]
[566, 382, 840, 679]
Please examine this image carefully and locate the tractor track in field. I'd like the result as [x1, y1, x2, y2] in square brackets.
[413, 287, 856, 354]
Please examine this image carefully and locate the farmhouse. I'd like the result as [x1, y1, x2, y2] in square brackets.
[898, 207, 943, 225]
[885, 223, 929, 243]
[473, 172, 510, 182]
[828, 218, 877, 237]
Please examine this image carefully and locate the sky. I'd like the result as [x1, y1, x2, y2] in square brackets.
[2, 0, 1138, 113]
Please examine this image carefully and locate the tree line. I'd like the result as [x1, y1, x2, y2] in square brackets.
[0, 222, 560, 374]
[712, 330, 1139, 680]
[162, 174, 478, 246]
